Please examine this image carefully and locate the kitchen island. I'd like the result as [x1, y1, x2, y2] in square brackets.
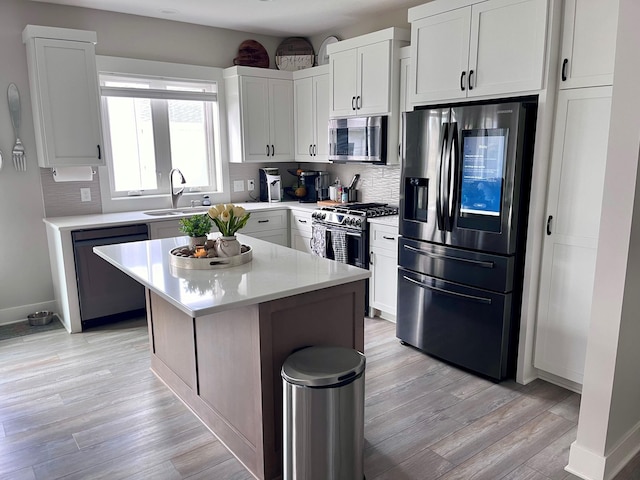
[93, 234, 369, 480]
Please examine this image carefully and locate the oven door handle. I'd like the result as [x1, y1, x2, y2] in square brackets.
[404, 245, 494, 268]
[403, 275, 492, 305]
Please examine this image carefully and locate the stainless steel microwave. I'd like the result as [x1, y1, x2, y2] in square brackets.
[328, 116, 387, 164]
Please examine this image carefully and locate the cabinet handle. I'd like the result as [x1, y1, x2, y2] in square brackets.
[546, 215, 553, 235]
[460, 71, 466, 91]
[266, 145, 270, 156]
[258, 219, 269, 223]
[398, 144, 401, 157]
[369, 252, 374, 266]
[356, 96, 362, 109]
[298, 219, 307, 224]
[313, 144, 317, 156]
[352, 96, 356, 110]
[468, 70, 474, 90]
[309, 144, 313, 155]
[561, 58, 568, 81]
[271, 145, 274, 156]
[382, 235, 395, 241]
[97, 144, 101, 160]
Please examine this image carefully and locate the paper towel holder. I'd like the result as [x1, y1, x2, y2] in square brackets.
[51, 166, 96, 181]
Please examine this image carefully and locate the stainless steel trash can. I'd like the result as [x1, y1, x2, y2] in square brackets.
[282, 346, 366, 480]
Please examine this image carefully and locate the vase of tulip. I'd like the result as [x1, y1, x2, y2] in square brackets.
[208, 204, 251, 257]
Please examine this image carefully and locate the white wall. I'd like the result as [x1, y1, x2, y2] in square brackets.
[567, 0, 640, 478]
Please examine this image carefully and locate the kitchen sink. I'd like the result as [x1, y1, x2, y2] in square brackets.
[143, 207, 211, 216]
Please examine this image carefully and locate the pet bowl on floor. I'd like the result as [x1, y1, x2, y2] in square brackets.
[28, 311, 55, 326]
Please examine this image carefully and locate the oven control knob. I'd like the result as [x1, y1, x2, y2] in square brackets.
[321, 213, 326, 220]
[355, 218, 362, 227]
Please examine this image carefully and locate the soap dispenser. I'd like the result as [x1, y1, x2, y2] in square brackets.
[202, 195, 211, 206]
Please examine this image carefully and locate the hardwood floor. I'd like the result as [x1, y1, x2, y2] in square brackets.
[0, 316, 635, 480]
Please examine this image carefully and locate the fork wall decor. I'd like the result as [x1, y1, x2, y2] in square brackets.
[7, 83, 26, 172]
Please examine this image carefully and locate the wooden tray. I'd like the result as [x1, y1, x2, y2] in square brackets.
[169, 245, 252, 270]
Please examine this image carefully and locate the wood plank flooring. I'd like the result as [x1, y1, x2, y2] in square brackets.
[0, 316, 636, 480]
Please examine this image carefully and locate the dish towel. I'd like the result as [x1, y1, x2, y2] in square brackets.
[310, 224, 327, 257]
[331, 230, 348, 264]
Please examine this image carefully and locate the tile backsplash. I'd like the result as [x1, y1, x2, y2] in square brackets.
[39, 162, 401, 217]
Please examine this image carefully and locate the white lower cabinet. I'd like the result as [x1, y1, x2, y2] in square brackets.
[534, 86, 613, 385]
[148, 219, 182, 240]
[242, 209, 289, 247]
[148, 209, 289, 247]
[369, 222, 399, 320]
[289, 209, 313, 254]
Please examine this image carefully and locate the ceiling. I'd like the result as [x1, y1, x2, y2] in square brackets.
[31, 0, 430, 37]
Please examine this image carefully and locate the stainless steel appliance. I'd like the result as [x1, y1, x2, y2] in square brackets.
[72, 224, 149, 329]
[397, 98, 538, 380]
[328, 116, 387, 164]
[259, 167, 282, 202]
[315, 171, 330, 201]
[311, 203, 398, 311]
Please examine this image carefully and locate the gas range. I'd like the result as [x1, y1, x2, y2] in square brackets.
[311, 203, 399, 231]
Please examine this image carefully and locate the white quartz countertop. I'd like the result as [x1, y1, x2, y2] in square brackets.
[93, 233, 370, 318]
[43, 201, 317, 231]
[368, 215, 399, 227]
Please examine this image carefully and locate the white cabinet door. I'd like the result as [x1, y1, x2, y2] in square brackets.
[411, 8, 471, 104]
[268, 79, 294, 161]
[369, 223, 399, 319]
[357, 41, 391, 116]
[294, 76, 314, 162]
[240, 76, 271, 162]
[313, 74, 330, 161]
[148, 220, 183, 240]
[289, 209, 313, 253]
[30, 38, 103, 167]
[247, 230, 289, 247]
[329, 49, 358, 118]
[291, 231, 312, 254]
[559, 0, 618, 89]
[234, 75, 293, 163]
[534, 86, 612, 385]
[468, 0, 547, 98]
[294, 73, 329, 162]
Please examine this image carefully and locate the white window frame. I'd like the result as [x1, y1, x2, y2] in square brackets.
[96, 56, 231, 213]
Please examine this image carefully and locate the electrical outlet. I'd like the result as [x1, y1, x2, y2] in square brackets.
[247, 179, 255, 191]
[233, 180, 245, 192]
[80, 188, 91, 202]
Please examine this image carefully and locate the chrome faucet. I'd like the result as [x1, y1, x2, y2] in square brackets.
[169, 168, 186, 208]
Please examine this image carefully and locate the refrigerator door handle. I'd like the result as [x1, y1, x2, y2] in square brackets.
[403, 275, 493, 305]
[436, 123, 448, 231]
[445, 123, 459, 232]
[403, 245, 495, 268]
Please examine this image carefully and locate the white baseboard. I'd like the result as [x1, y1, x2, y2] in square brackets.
[0, 301, 58, 326]
[567, 419, 640, 480]
[538, 370, 583, 394]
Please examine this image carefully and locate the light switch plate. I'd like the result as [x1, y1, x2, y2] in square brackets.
[233, 180, 245, 192]
[80, 188, 91, 202]
[248, 179, 255, 191]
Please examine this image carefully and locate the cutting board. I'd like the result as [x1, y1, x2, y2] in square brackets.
[317, 200, 349, 207]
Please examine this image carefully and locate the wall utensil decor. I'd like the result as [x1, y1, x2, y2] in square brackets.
[7, 83, 26, 171]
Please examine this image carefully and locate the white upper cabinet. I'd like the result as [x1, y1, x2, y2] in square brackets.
[293, 65, 329, 162]
[559, 0, 619, 89]
[22, 26, 104, 168]
[327, 28, 409, 118]
[409, 0, 548, 105]
[224, 66, 294, 163]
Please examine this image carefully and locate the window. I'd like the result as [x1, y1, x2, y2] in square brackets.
[95, 57, 229, 211]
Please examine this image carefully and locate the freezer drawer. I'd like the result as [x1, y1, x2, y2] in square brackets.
[396, 267, 512, 380]
[398, 237, 514, 293]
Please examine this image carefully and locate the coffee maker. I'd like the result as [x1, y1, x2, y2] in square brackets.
[298, 171, 319, 203]
[315, 172, 330, 201]
[259, 168, 282, 202]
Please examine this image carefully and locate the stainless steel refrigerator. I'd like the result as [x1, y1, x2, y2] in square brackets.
[397, 98, 538, 380]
